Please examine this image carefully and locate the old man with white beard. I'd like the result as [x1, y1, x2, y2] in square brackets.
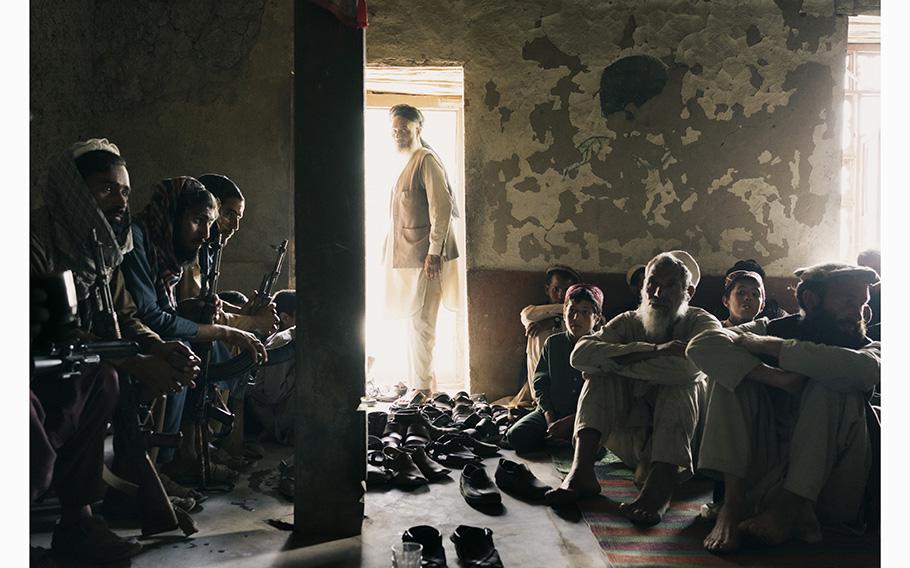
[545, 251, 722, 527]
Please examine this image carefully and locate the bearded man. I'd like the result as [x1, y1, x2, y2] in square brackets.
[545, 251, 722, 527]
[383, 104, 460, 398]
[687, 263, 880, 553]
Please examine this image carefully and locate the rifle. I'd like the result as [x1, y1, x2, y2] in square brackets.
[251, 239, 288, 311]
[194, 234, 235, 490]
[87, 229, 185, 536]
[32, 340, 138, 379]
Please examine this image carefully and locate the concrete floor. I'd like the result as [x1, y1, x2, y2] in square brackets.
[30, 443, 608, 567]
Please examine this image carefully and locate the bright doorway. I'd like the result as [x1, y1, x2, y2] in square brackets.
[363, 67, 468, 392]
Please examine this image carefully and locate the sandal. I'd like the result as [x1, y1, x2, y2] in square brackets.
[619, 502, 663, 527]
[211, 447, 250, 471]
[158, 472, 207, 503]
[163, 460, 240, 487]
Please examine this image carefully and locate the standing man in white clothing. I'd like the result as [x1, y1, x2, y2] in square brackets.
[384, 104, 460, 399]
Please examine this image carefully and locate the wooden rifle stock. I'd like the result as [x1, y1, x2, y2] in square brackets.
[90, 230, 179, 535]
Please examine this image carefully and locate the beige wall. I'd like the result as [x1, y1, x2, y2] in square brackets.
[31, 0, 851, 399]
[367, 0, 848, 398]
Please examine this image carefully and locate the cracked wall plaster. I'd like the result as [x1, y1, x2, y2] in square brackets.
[368, 0, 848, 278]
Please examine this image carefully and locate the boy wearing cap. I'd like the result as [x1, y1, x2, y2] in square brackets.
[546, 251, 722, 526]
[721, 270, 766, 327]
[519, 265, 581, 401]
[688, 262, 880, 552]
[506, 284, 604, 453]
[725, 259, 787, 321]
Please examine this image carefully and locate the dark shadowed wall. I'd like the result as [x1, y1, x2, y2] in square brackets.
[30, 0, 293, 295]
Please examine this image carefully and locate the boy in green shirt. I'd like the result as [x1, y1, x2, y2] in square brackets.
[505, 284, 604, 453]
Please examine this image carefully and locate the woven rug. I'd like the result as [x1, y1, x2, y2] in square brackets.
[551, 451, 880, 567]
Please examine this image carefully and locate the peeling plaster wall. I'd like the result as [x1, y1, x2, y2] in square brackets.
[30, 0, 293, 294]
[31, 0, 850, 400]
[368, 0, 848, 398]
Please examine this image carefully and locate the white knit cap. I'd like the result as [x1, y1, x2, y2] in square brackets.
[666, 250, 700, 288]
[70, 138, 121, 159]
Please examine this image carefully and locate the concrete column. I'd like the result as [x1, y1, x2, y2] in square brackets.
[293, 0, 365, 540]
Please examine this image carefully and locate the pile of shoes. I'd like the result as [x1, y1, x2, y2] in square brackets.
[401, 524, 504, 568]
[459, 458, 552, 506]
[366, 392, 541, 491]
[367, 391, 518, 489]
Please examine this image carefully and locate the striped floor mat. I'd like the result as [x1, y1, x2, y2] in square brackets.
[552, 453, 879, 567]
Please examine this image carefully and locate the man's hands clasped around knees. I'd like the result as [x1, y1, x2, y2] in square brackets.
[127, 341, 202, 397]
[736, 333, 807, 394]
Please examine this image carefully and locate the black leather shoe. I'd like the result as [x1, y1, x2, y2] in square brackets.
[429, 438, 481, 468]
[383, 446, 429, 488]
[439, 432, 499, 457]
[367, 411, 388, 437]
[450, 525, 503, 567]
[403, 525, 447, 567]
[405, 446, 451, 481]
[494, 458, 552, 501]
[460, 463, 501, 506]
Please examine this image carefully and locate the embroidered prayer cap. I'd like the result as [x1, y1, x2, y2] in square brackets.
[546, 264, 581, 283]
[664, 250, 700, 288]
[625, 264, 646, 287]
[565, 283, 604, 311]
[71, 138, 121, 159]
[724, 270, 765, 298]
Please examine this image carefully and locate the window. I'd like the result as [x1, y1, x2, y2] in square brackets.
[841, 17, 880, 260]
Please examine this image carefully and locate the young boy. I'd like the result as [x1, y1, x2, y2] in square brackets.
[518, 265, 581, 403]
[721, 270, 766, 327]
[506, 284, 604, 453]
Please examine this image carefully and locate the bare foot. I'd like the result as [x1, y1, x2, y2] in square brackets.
[545, 465, 600, 506]
[704, 500, 748, 552]
[620, 462, 677, 526]
[738, 490, 805, 546]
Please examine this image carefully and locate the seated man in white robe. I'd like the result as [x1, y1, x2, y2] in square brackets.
[687, 262, 880, 552]
[546, 251, 721, 527]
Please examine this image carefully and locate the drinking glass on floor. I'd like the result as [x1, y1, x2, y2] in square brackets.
[391, 541, 422, 567]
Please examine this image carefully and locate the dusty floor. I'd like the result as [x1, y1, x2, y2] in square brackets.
[30, 442, 607, 567]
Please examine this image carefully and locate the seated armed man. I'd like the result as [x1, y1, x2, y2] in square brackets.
[121, 177, 267, 484]
[519, 265, 580, 403]
[506, 284, 604, 453]
[30, 139, 200, 561]
[688, 262, 880, 552]
[174, 174, 278, 462]
[546, 251, 722, 528]
[176, 173, 278, 336]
